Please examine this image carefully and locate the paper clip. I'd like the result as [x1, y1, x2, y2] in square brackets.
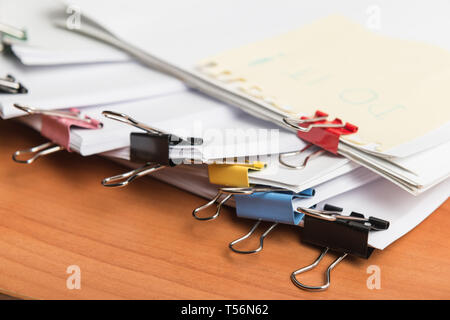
[229, 188, 315, 254]
[283, 110, 358, 154]
[0, 74, 28, 94]
[101, 111, 203, 187]
[278, 143, 325, 169]
[290, 204, 389, 291]
[12, 104, 102, 164]
[192, 186, 285, 221]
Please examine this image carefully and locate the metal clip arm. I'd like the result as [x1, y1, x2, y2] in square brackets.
[0, 75, 28, 94]
[229, 220, 278, 254]
[279, 143, 325, 169]
[12, 142, 63, 164]
[192, 190, 233, 221]
[291, 248, 348, 291]
[102, 110, 163, 135]
[283, 116, 344, 132]
[102, 163, 165, 187]
[297, 207, 389, 230]
[192, 186, 287, 221]
[0, 22, 27, 40]
[13, 104, 101, 126]
[103, 110, 201, 145]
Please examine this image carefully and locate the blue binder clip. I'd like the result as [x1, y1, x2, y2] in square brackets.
[229, 188, 315, 254]
[192, 186, 288, 221]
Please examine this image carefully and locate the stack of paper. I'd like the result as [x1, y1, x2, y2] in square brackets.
[1, 0, 449, 292]
[63, 1, 450, 195]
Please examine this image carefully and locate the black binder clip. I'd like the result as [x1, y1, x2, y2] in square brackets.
[101, 111, 203, 187]
[0, 74, 28, 94]
[291, 204, 389, 291]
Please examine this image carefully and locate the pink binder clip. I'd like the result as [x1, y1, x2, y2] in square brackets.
[12, 104, 102, 164]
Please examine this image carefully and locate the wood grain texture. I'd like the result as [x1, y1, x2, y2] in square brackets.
[0, 119, 449, 300]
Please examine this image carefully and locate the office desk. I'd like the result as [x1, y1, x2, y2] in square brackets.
[0, 120, 449, 300]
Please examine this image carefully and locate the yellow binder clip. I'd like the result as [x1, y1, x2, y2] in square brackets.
[193, 161, 266, 221]
[207, 161, 265, 187]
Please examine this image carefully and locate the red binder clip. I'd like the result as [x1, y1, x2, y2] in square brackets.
[283, 110, 358, 154]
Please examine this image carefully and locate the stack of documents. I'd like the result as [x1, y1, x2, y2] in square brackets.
[1, 0, 449, 291]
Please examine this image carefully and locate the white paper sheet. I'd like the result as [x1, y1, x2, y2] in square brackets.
[103, 146, 362, 194]
[10, 43, 131, 66]
[66, 0, 450, 69]
[339, 140, 450, 194]
[1, 0, 130, 65]
[0, 55, 187, 119]
[249, 151, 358, 192]
[69, 90, 306, 158]
[59, 0, 450, 195]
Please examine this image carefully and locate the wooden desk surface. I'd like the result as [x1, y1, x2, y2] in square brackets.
[0, 120, 449, 300]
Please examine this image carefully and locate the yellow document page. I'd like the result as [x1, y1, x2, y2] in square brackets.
[198, 16, 450, 152]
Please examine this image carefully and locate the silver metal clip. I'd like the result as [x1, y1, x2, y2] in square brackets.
[102, 163, 165, 187]
[0, 22, 27, 40]
[12, 142, 63, 164]
[279, 143, 325, 169]
[228, 219, 278, 254]
[102, 110, 201, 146]
[192, 190, 233, 221]
[290, 248, 348, 291]
[192, 186, 285, 221]
[298, 207, 362, 222]
[102, 110, 167, 135]
[14, 103, 100, 125]
[0, 75, 28, 94]
[283, 115, 344, 132]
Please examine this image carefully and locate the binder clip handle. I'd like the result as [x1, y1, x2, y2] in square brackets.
[283, 111, 334, 132]
[192, 190, 233, 221]
[14, 104, 102, 126]
[0, 75, 28, 94]
[0, 22, 27, 40]
[298, 206, 390, 231]
[102, 163, 164, 187]
[12, 142, 63, 164]
[291, 248, 348, 291]
[103, 110, 202, 144]
[322, 204, 390, 230]
[228, 220, 278, 254]
[279, 143, 325, 170]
